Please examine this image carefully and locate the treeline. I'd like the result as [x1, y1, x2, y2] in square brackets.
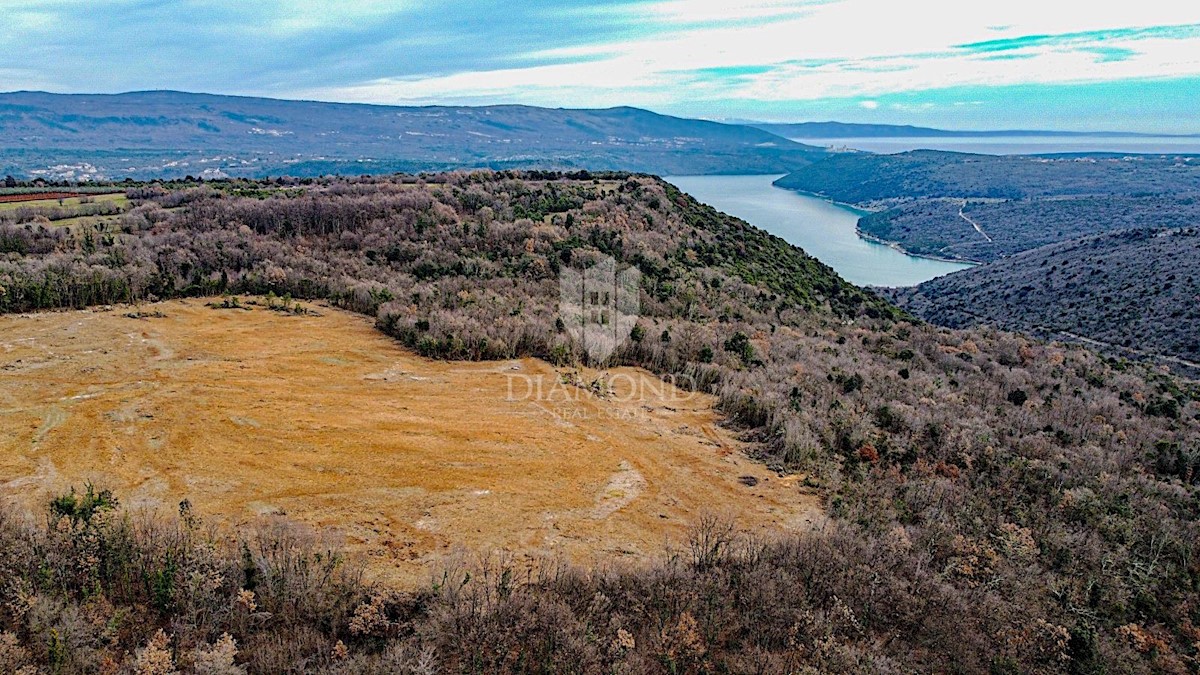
[0, 172, 1198, 672]
[0, 199, 125, 227]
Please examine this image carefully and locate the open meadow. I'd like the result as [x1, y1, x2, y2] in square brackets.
[0, 298, 819, 585]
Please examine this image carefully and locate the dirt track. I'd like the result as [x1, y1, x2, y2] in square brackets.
[0, 299, 820, 584]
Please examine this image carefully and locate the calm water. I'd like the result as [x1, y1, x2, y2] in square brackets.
[796, 136, 1200, 156]
[666, 175, 972, 287]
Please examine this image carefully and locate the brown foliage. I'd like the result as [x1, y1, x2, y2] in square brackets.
[1, 172, 1198, 671]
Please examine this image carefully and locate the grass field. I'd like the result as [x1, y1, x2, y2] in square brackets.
[0, 299, 820, 584]
[0, 192, 128, 212]
[39, 213, 124, 230]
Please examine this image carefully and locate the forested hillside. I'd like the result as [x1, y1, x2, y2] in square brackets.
[0, 91, 826, 180]
[858, 194, 1200, 263]
[885, 227, 1200, 370]
[776, 151, 1200, 264]
[780, 150, 1200, 378]
[774, 150, 1200, 204]
[0, 173, 1197, 672]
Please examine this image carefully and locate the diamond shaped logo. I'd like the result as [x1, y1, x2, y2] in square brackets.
[559, 255, 640, 364]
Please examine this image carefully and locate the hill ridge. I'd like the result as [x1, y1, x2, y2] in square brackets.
[0, 91, 826, 180]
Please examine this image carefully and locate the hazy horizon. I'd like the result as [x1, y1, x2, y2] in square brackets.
[3, 88, 1198, 138]
[4, 1, 1199, 134]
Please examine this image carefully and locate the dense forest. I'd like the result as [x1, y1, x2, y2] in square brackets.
[0, 173, 1198, 673]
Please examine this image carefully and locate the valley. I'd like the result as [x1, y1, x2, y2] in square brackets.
[666, 174, 971, 286]
[771, 150, 1200, 370]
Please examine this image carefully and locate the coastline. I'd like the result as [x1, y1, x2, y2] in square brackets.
[770, 181, 981, 267]
[769, 182, 878, 216]
[854, 228, 982, 266]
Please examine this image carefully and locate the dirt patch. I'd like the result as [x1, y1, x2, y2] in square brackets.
[592, 461, 646, 520]
[0, 299, 820, 585]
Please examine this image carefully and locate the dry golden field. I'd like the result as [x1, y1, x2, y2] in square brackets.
[0, 299, 819, 584]
[0, 192, 128, 211]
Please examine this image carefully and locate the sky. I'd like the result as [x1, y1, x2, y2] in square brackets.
[3, 0, 1200, 132]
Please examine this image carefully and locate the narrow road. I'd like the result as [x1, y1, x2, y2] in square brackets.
[959, 200, 992, 243]
[1053, 330, 1200, 372]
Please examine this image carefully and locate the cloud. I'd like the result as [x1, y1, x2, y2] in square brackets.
[1, 0, 1199, 130]
[297, 3, 1200, 121]
[954, 24, 1200, 54]
[1087, 47, 1138, 63]
[695, 76, 1200, 133]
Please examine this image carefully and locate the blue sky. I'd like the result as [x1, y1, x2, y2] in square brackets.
[3, 0, 1199, 132]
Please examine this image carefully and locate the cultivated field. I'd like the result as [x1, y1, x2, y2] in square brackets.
[0, 192, 127, 211]
[0, 299, 820, 584]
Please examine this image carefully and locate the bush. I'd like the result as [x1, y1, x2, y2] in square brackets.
[2, 173, 1198, 672]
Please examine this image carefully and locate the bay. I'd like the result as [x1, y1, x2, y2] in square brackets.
[666, 175, 972, 287]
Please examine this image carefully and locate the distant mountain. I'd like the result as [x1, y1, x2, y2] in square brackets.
[885, 227, 1200, 372]
[0, 91, 827, 180]
[753, 121, 1200, 139]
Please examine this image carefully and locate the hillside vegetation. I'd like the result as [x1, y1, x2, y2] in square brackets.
[777, 150, 1200, 262]
[774, 150, 1200, 204]
[0, 173, 1198, 672]
[858, 194, 1200, 263]
[885, 227, 1200, 370]
[780, 151, 1200, 375]
[0, 91, 826, 180]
